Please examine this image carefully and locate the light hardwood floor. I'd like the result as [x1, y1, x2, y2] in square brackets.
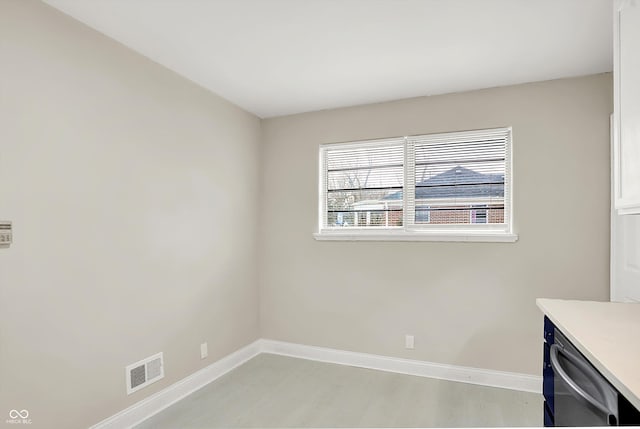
[135, 353, 542, 428]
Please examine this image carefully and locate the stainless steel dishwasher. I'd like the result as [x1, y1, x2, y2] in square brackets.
[551, 327, 619, 426]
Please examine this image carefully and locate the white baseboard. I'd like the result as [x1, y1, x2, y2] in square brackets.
[91, 338, 541, 428]
[90, 339, 262, 429]
[261, 339, 542, 394]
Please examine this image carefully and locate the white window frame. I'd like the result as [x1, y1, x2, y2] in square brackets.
[314, 127, 517, 243]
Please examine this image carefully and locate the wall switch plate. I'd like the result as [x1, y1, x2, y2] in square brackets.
[200, 342, 208, 359]
[405, 335, 415, 349]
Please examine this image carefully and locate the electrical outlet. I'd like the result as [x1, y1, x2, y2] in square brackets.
[405, 335, 415, 349]
[200, 342, 208, 359]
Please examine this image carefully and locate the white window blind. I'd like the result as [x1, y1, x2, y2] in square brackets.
[407, 128, 510, 230]
[322, 138, 404, 228]
[318, 128, 514, 241]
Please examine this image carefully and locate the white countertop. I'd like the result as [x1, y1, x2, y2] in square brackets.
[537, 298, 640, 410]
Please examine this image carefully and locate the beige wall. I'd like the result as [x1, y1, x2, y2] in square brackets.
[0, 1, 261, 428]
[259, 73, 612, 376]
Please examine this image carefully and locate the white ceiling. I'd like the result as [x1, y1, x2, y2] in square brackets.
[43, 0, 613, 118]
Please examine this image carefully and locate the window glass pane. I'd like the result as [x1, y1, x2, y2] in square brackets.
[324, 142, 403, 228]
[412, 134, 506, 225]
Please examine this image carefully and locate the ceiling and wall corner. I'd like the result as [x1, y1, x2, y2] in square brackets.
[42, 0, 613, 118]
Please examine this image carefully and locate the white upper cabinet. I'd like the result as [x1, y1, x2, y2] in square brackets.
[614, 0, 640, 215]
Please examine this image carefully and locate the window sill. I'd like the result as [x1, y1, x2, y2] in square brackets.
[313, 230, 519, 243]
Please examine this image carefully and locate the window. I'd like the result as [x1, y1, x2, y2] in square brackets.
[316, 128, 516, 242]
[470, 205, 488, 224]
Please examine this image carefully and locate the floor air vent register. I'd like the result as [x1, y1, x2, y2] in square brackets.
[126, 352, 164, 395]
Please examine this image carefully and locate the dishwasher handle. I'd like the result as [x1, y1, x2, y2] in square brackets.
[550, 343, 617, 420]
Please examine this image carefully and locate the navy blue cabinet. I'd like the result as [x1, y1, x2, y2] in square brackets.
[543, 316, 555, 427]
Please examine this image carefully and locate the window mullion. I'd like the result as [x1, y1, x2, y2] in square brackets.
[319, 147, 328, 230]
[403, 137, 415, 229]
